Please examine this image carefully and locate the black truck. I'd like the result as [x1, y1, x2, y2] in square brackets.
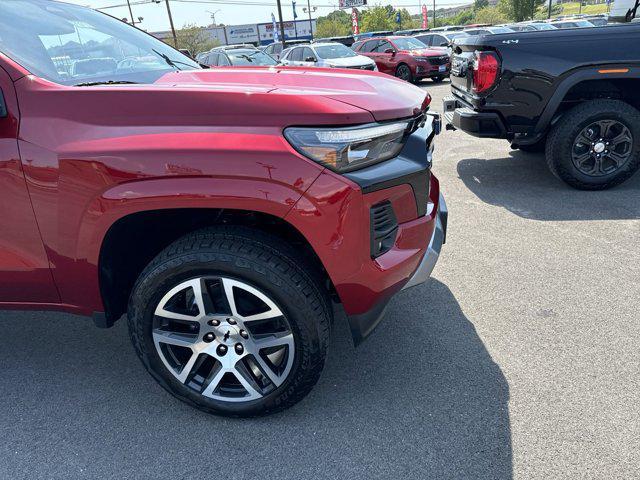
[443, 20, 640, 190]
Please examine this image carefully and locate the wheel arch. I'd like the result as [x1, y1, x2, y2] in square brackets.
[535, 68, 640, 136]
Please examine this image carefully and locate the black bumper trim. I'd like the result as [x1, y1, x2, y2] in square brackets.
[443, 95, 507, 138]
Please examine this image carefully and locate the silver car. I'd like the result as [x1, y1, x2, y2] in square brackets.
[281, 42, 377, 71]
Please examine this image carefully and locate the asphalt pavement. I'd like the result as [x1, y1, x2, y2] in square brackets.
[0, 81, 638, 480]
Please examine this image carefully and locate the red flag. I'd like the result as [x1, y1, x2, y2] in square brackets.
[422, 5, 428, 29]
[352, 8, 360, 35]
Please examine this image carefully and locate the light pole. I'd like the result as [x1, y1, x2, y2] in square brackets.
[153, 0, 178, 47]
[276, 0, 287, 49]
[303, 3, 316, 40]
[125, 0, 135, 24]
[433, 0, 436, 28]
[547, 0, 552, 19]
[206, 9, 221, 25]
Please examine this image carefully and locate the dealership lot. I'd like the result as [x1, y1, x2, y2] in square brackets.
[0, 81, 638, 479]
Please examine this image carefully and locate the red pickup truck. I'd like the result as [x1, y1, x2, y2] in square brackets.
[0, 0, 446, 416]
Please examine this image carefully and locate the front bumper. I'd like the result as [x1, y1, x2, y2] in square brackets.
[442, 94, 506, 138]
[402, 193, 447, 290]
[347, 191, 447, 344]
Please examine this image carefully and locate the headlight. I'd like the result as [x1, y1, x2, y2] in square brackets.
[415, 57, 430, 62]
[284, 121, 409, 172]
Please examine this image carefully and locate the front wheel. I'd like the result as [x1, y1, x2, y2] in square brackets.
[395, 63, 413, 83]
[127, 226, 331, 417]
[546, 99, 640, 190]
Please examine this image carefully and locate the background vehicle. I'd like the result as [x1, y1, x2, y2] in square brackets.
[280, 42, 376, 70]
[353, 31, 393, 41]
[549, 19, 595, 29]
[414, 31, 469, 48]
[395, 28, 430, 36]
[353, 36, 451, 83]
[312, 35, 355, 47]
[0, 0, 446, 416]
[444, 22, 640, 189]
[261, 40, 308, 60]
[505, 22, 558, 31]
[463, 26, 514, 35]
[429, 26, 464, 32]
[201, 45, 277, 67]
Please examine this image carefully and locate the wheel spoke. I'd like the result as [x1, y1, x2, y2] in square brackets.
[597, 120, 616, 139]
[609, 130, 632, 148]
[152, 329, 197, 349]
[608, 150, 629, 168]
[201, 363, 226, 397]
[573, 151, 592, 167]
[175, 351, 201, 383]
[253, 333, 294, 351]
[221, 278, 284, 322]
[155, 278, 205, 322]
[232, 363, 264, 400]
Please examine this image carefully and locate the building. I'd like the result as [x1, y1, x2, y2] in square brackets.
[153, 19, 317, 47]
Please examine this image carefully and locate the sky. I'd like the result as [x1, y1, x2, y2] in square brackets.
[64, 0, 469, 33]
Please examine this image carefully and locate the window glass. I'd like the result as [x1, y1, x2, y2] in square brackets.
[0, 0, 199, 85]
[361, 40, 379, 53]
[374, 40, 392, 53]
[391, 37, 426, 50]
[314, 44, 357, 59]
[226, 49, 276, 66]
[289, 47, 302, 62]
[301, 47, 315, 61]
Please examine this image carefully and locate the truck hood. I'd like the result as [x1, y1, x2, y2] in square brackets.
[155, 67, 428, 122]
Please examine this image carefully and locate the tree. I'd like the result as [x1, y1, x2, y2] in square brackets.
[175, 24, 219, 56]
[360, 6, 394, 32]
[474, 0, 489, 9]
[502, 0, 545, 21]
[474, 6, 509, 24]
[315, 10, 352, 38]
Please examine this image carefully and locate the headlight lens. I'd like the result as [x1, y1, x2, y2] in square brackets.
[284, 122, 409, 172]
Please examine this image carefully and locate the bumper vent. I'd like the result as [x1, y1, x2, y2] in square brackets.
[370, 201, 398, 258]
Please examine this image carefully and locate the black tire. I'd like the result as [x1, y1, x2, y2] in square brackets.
[127, 226, 332, 417]
[395, 63, 413, 83]
[545, 99, 640, 190]
[431, 76, 444, 83]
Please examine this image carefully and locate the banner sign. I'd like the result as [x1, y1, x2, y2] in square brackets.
[225, 24, 259, 44]
[422, 5, 428, 29]
[340, 0, 366, 9]
[351, 8, 360, 35]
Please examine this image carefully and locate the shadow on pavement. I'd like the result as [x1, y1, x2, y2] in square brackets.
[0, 280, 511, 479]
[457, 150, 640, 221]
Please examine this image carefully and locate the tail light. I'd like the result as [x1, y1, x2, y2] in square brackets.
[472, 51, 500, 94]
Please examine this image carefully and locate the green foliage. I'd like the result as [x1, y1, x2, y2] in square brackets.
[474, 0, 489, 9]
[502, 0, 546, 22]
[315, 10, 352, 38]
[360, 6, 395, 32]
[175, 23, 219, 55]
[473, 6, 509, 24]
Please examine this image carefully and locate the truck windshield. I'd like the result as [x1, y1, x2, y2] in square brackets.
[392, 37, 427, 50]
[0, 0, 200, 86]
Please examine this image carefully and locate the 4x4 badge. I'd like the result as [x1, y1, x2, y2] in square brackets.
[502, 39, 519, 44]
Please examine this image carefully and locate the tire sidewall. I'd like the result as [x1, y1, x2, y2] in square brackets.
[129, 247, 326, 417]
[547, 100, 640, 189]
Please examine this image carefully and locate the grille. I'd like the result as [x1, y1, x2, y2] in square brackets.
[347, 64, 376, 70]
[428, 56, 450, 66]
[370, 201, 398, 258]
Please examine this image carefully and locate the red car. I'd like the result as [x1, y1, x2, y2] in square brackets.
[353, 36, 451, 83]
[0, 0, 446, 416]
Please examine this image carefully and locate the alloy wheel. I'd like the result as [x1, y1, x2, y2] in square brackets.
[396, 65, 411, 81]
[152, 277, 295, 403]
[572, 119, 633, 177]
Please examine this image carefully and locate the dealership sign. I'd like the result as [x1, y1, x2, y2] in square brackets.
[225, 24, 259, 43]
[339, 0, 366, 9]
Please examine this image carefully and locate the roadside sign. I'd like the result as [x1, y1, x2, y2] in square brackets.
[339, 0, 367, 9]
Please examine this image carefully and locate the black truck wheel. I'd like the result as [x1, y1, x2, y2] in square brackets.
[127, 226, 331, 417]
[546, 100, 640, 190]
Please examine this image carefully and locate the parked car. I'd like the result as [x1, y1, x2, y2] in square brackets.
[505, 22, 558, 31]
[353, 30, 393, 42]
[584, 16, 609, 27]
[429, 26, 464, 32]
[201, 45, 277, 67]
[312, 35, 355, 47]
[0, 0, 446, 416]
[261, 40, 308, 60]
[280, 42, 376, 70]
[414, 31, 470, 49]
[395, 28, 430, 36]
[443, 22, 640, 189]
[463, 26, 514, 35]
[549, 19, 595, 29]
[353, 36, 451, 82]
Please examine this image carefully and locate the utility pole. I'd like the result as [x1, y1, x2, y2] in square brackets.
[125, 0, 135, 24]
[433, 0, 436, 28]
[547, 0, 552, 19]
[307, 0, 313, 39]
[164, 0, 178, 47]
[276, 0, 287, 49]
